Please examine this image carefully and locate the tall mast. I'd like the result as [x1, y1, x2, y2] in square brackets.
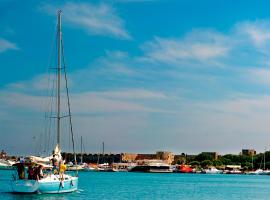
[102, 142, 104, 163]
[57, 10, 62, 149]
[102, 142, 104, 155]
[264, 147, 266, 170]
[81, 136, 83, 163]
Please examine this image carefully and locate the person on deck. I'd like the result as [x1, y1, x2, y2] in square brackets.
[33, 166, 39, 180]
[17, 161, 25, 179]
[59, 161, 67, 180]
[27, 164, 34, 180]
[59, 161, 67, 188]
[51, 154, 58, 174]
[51, 154, 57, 168]
[37, 165, 44, 180]
[33, 165, 44, 180]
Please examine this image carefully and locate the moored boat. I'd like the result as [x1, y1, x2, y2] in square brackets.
[96, 163, 118, 172]
[176, 164, 193, 173]
[129, 160, 172, 173]
[225, 169, 242, 174]
[260, 170, 270, 175]
[203, 167, 222, 174]
[246, 169, 263, 175]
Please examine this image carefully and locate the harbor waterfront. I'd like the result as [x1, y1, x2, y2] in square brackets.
[1, 170, 270, 200]
[4, 1, 270, 199]
[2, 148, 270, 174]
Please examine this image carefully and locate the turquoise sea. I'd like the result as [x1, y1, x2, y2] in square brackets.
[1, 170, 270, 199]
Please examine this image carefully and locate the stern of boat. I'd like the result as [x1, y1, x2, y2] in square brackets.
[11, 179, 39, 193]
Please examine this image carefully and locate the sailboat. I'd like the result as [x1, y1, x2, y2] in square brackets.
[96, 142, 118, 172]
[79, 136, 96, 171]
[261, 149, 270, 175]
[11, 10, 79, 193]
[67, 136, 95, 171]
[246, 152, 263, 175]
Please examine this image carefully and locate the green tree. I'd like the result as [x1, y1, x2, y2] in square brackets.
[195, 153, 213, 162]
[219, 157, 231, 165]
[213, 160, 223, 167]
[242, 162, 252, 170]
[189, 161, 200, 167]
[201, 160, 212, 168]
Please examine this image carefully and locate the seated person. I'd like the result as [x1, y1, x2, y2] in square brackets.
[33, 165, 44, 180]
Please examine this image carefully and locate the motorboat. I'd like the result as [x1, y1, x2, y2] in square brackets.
[203, 167, 222, 174]
[129, 160, 173, 173]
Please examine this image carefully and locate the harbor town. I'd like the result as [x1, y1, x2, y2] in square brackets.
[3, 1, 270, 199]
[1, 148, 270, 174]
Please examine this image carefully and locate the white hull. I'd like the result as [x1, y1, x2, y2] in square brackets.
[11, 174, 78, 194]
[246, 169, 263, 175]
[204, 168, 222, 174]
[11, 180, 39, 193]
[261, 170, 270, 175]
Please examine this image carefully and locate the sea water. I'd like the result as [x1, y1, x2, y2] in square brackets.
[1, 170, 270, 199]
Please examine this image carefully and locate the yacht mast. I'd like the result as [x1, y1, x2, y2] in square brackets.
[102, 142, 104, 163]
[57, 10, 62, 149]
[264, 147, 266, 170]
[81, 136, 83, 164]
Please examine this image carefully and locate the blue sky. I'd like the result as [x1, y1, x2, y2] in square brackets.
[2, 0, 270, 155]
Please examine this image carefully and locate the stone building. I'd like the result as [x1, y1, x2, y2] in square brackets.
[201, 152, 219, 160]
[63, 151, 174, 164]
[117, 151, 174, 164]
[242, 149, 256, 156]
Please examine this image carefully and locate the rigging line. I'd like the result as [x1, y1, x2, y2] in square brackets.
[44, 24, 58, 155]
[61, 37, 77, 166]
[47, 74, 56, 154]
[54, 48, 58, 150]
[46, 57, 57, 154]
[48, 31, 58, 154]
[82, 139, 86, 154]
[69, 115, 71, 153]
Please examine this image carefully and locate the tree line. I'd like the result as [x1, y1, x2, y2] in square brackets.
[176, 152, 270, 170]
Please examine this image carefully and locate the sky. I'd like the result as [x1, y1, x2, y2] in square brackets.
[2, 0, 270, 156]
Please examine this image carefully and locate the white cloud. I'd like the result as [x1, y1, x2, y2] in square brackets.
[6, 73, 71, 94]
[247, 68, 270, 85]
[140, 20, 270, 66]
[141, 30, 231, 64]
[235, 20, 270, 47]
[0, 92, 44, 111]
[0, 88, 168, 114]
[94, 89, 167, 100]
[71, 91, 166, 113]
[41, 2, 131, 39]
[203, 95, 270, 116]
[0, 38, 18, 53]
[98, 51, 136, 76]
